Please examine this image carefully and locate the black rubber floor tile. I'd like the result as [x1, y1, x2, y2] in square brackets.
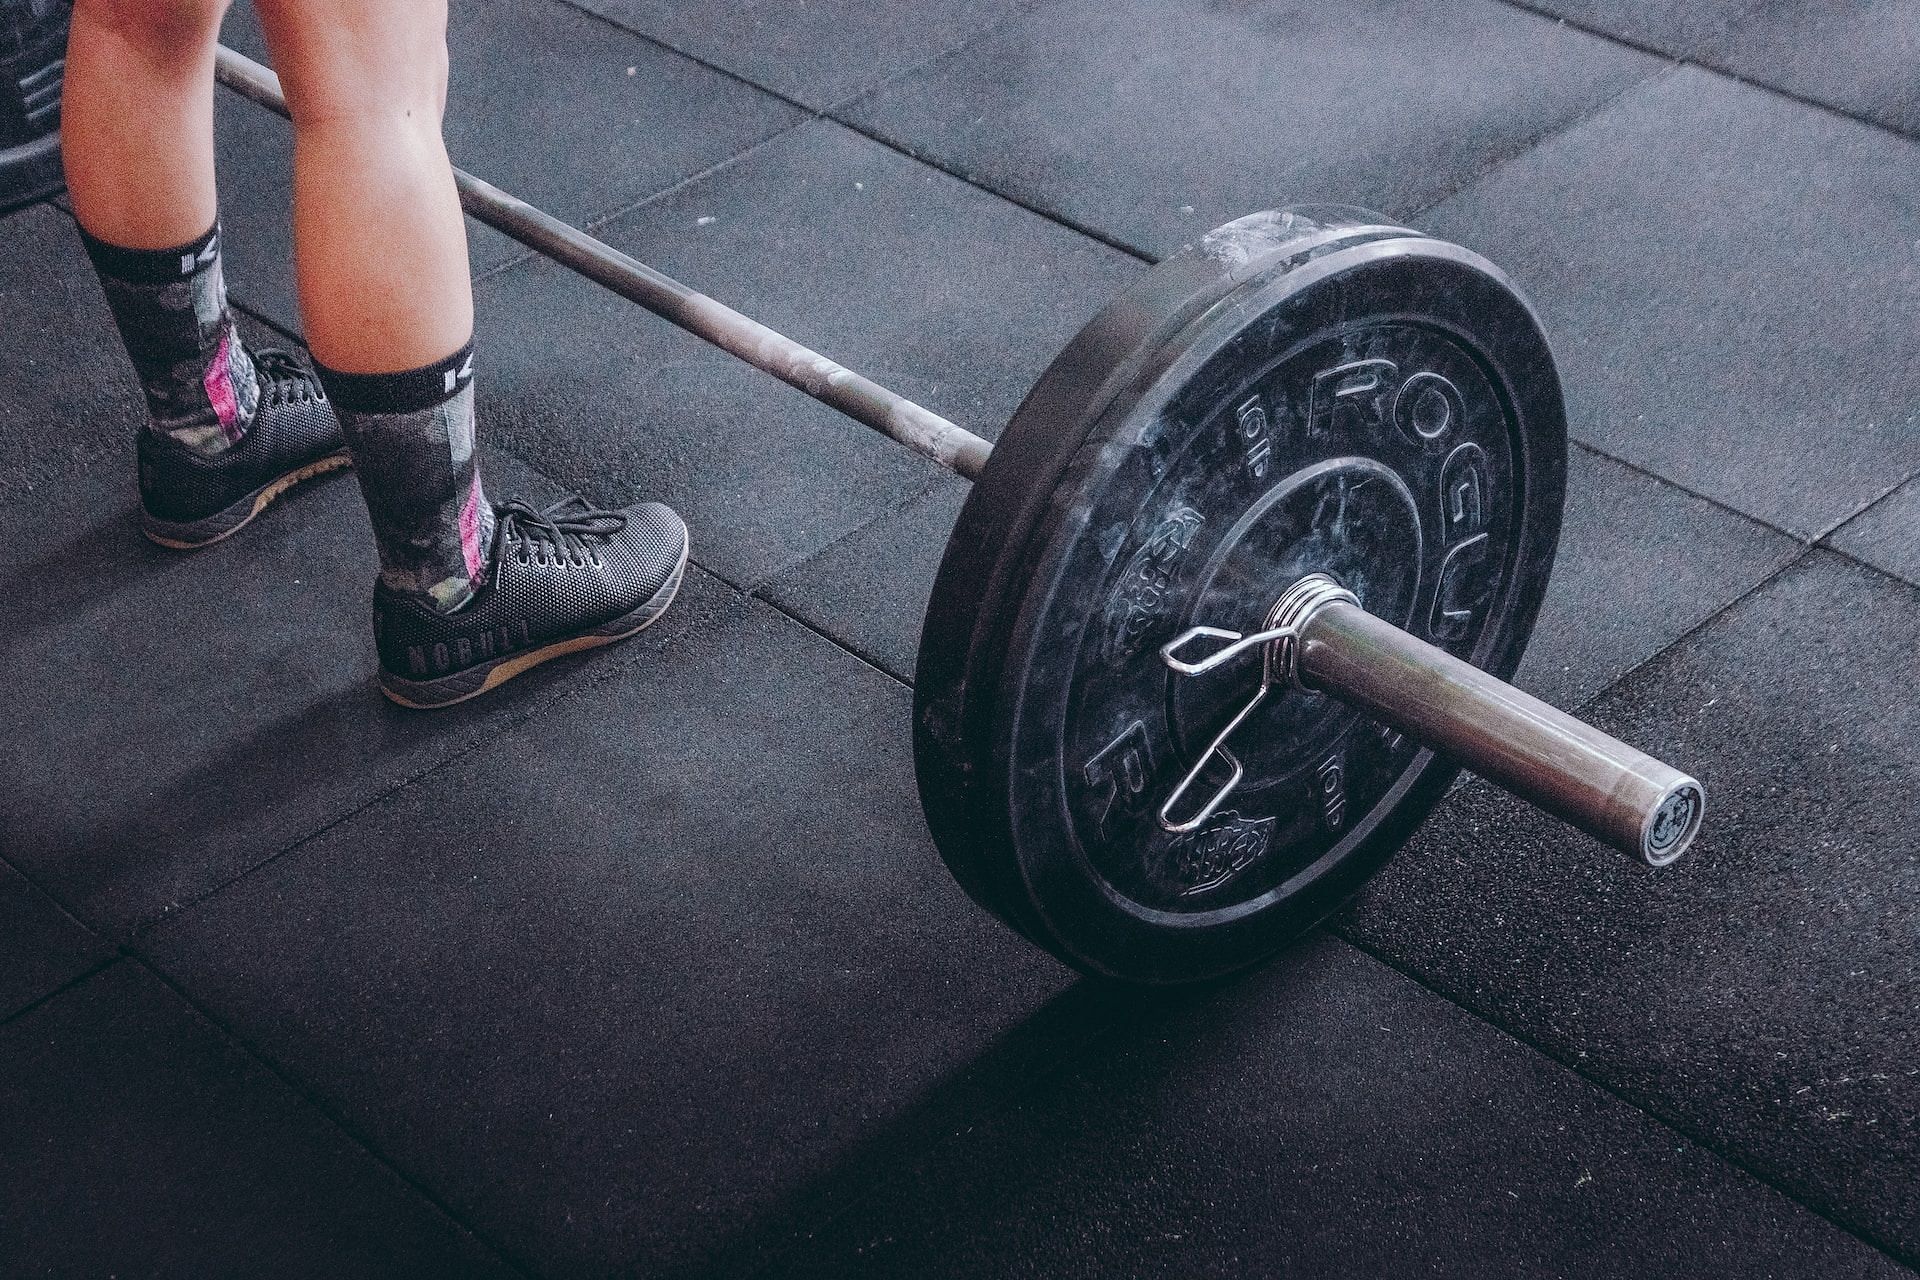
[842, 0, 1657, 258]
[758, 478, 965, 681]
[141, 593, 1089, 1278]
[0, 446, 708, 935]
[0, 961, 509, 1277]
[1524, 0, 1920, 137]
[0, 860, 110, 1023]
[758, 442, 1793, 698]
[1423, 67, 1920, 540]
[771, 934, 1902, 1280]
[477, 118, 1138, 587]
[0, 202, 149, 504]
[1515, 446, 1796, 709]
[567, 0, 1023, 111]
[1828, 479, 1920, 588]
[213, 0, 804, 332]
[1339, 551, 1920, 1259]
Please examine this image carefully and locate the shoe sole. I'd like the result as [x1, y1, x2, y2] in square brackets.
[142, 451, 355, 550]
[378, 535, 691, 711]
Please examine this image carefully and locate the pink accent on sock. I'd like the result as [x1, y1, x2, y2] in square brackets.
[204, 329, 243, 442]
[459, 470, 486, 585]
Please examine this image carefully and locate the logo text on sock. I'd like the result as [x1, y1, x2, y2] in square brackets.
[442, 353, 475, 394]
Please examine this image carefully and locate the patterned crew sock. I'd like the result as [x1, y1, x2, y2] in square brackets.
[79, 221, 260, 457]
[315, 341, 495, 614]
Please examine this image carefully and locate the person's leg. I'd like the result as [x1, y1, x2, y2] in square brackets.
[251, 0, 687, 705]
[250, 0, 470, 372]
[62, 0, 349, 546]
[65, 0, 254, 459]
[252, 0, 487, 612]
[63, 0, 223, 250]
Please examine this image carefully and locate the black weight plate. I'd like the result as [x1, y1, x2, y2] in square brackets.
[914, 208, 1566, 984]
[917, 207, 1425, 948]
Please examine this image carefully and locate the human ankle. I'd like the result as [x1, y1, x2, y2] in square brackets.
[79, 219, 259, 457]
[317, 341, 492, 615]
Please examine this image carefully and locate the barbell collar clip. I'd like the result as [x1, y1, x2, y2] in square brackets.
[1163, 575, 1704, 867]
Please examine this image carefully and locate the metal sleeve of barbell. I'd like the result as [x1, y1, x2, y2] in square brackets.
[211, 44, 993, 482]
[1295, 602, 1704, 867]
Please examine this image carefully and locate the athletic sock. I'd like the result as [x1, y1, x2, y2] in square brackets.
[79, 221, 260, 457]
[315, 341, 495, 614]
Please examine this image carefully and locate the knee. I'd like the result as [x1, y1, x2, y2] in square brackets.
[261, 7, 451, 131]
[287, 49, 449, 133]
[73, 0, 229, 58]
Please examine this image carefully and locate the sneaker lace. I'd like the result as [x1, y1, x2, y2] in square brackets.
[252, 348, 325, 406]
[498, 495, 627, 566]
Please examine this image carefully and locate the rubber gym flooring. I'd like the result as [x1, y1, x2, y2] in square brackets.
[2, 1, 1917, 1275]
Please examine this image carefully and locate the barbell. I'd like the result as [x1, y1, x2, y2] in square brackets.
[215, 45, 1704, 985]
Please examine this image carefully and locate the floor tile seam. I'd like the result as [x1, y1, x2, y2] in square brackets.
[822, 0, 1676, 267]
[744, 476, 951, 597]
[200, 47, 822, 303]
[1560, 546, 1811, 723]
[740, 916, 1920, 1280]
[0, 420, 712, 945]
[0, 955, 122, 1035]
[1810, 468, 1920, 547]
[1561, 537, 1920, 740]
[1489, 0, 1920, 146]
[129, 727, 530, 940]
[1808, 541, 1920, 596]
[124, 553, 710, 943]
[820, 112, 1155, 263]
[1325, 922, 1920, 1271]
[465, 112, 827, 291]
[808, 0, 1064, 121]
[1375, 541, 1920, 1259]
[552, 0, 1154, 264]
[119, 439, 775, 940]
[124, 952, 541, 1278]
[0, 844, 108, 942]
[547, 0, 1057, 126]
[546, 0, 818, 116]
[1406, 60, 1682, 223]
[2, 194, 57, 221]
[499, 437, 925, 690]
[0, 804, 137, 949]
[660, 538, 913, 686]
[747, 585, 913, 692]
[1565, 438, 1811, 547]
[483, 429, 917, 660]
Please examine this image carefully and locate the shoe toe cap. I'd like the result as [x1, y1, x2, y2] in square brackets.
[611, 501, 689, 590]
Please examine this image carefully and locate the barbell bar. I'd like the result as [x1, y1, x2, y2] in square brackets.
[213, 46, 992, 480]
[214, 43, 1703, 983]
